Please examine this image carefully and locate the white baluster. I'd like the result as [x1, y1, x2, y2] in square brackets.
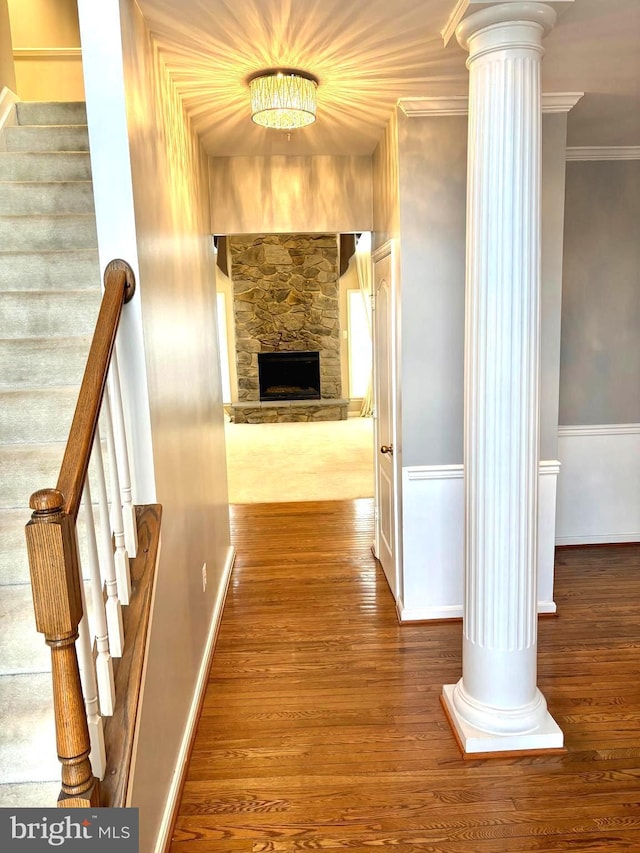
[74, 565, 107, 780]
[102, 392, 131, 605]
[81, 478, 116, 716]
[93, 427, 125, 656]
[109, 349, 138, 557]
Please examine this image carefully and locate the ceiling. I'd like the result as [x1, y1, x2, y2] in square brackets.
[137, 0, 640, 157]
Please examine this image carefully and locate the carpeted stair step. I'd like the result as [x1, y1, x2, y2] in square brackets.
[0, 673, 58, 789]
[3, 125, 89, 153]
[0, 152, 91, 182]
[0, 250, 99, 291]
[0, 781, 61, 808]
[0, 337, 92, 387]
[0, 290, 100, 338]
[16, 101, 87, 127]
[0, 214, 97, 252]
[0, 443, 109, 510]
[0, 181, 94, 216]
[0, 387, 78, 443]
[0, 584, 51, 676]
[0, 99, 105, 811]
[0, 509, 35, 585]
[0, 444, 66, 509]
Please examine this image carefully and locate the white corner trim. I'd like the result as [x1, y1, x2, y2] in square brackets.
[153, 545, 235, 853]
[398, 97, 469, 117]
[13, 47, 82, 59]
[400, 92, 582, 118]
[566, 146, 640, 161]
[406, 464, 464, 480]
[0, 86, 19, 133]
[541, 92, 583, 113]
[558, 423, 640, 437]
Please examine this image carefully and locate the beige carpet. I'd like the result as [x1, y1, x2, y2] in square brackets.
[225, 416, 374, 503]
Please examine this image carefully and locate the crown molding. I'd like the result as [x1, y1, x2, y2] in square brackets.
[541, 92, 583, 113]
[399, 92, 582, 117]
[566, 146, 640, 161]
[398, 97, 469, 117]
[441, 0, 575, 47]
[442, 0, 469, 46]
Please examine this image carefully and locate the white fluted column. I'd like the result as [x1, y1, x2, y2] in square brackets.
[442, 2, 563, 753]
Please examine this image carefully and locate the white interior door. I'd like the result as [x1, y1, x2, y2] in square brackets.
[372, 243, 400, 601]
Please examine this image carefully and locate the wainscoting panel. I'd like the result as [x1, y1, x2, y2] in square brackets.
[556, 425, 640, 545]
[398, 461, 560, 621]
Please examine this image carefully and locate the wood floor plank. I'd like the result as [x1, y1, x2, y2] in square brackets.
[169, 500, 640, 851]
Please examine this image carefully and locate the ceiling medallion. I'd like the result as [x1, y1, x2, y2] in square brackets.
[249, 69, 318, 130]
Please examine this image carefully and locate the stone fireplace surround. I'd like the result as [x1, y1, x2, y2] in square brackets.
[229, 233, 348, 423]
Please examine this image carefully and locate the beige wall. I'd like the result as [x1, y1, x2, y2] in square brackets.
[209, 155, 372, 234]
[78, 0, 232, 849]
[7, 0, 83, 99]
[539, 113, 568, 458]
[372, 108, 569, 467]
[396, 110, 467, 467]
[120, 4, 232, 849]
[0, 0, 16, 92]
[372, 109, 400, 250]
[8, 0, 79, 45]
[560, 160, 640, 425]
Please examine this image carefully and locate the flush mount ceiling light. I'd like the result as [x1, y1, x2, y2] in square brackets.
[249, 70, 318, 130]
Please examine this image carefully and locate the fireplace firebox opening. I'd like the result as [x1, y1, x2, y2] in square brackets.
[258, 351, 321, 401]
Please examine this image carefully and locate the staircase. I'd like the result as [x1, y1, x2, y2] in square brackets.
[0, 101, 101, 806]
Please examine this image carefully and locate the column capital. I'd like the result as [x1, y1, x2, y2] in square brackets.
[456, 2, 557, 56]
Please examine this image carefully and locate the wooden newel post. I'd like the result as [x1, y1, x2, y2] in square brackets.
[25, 488, 101, 807]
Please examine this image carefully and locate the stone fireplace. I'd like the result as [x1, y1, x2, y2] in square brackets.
[229, 234, 348, 423]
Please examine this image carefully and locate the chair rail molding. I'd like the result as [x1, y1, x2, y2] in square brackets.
[566, 146, 640, 161]
[398, 92, 583, 117]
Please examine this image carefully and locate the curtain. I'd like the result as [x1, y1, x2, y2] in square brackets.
[354, 232, 373, 417]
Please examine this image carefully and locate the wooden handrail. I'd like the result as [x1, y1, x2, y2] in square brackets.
[25, 258, 135, 807]
[57, 259, 135, 521]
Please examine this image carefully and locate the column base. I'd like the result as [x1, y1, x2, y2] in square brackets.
[442, 684, 564, 756]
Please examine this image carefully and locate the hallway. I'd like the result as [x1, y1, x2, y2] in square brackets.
[170, 500, 640, 852]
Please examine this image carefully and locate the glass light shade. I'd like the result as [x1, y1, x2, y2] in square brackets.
[250, 72, 317, 130]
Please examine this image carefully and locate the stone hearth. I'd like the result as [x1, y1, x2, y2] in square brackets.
[229, 233, 348, 423]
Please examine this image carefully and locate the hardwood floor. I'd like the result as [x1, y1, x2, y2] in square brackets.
[170, 500, 640, 852]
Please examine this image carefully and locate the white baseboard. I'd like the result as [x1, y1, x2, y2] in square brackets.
[154, 545, 235, 853]
[400, 461, 560, 622]
[398, 601, 463, 622]
[398, 600, 557, 622]
[556, 424, 640, 544]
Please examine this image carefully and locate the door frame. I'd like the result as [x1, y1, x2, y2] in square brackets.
[371, 239, 403, 606]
